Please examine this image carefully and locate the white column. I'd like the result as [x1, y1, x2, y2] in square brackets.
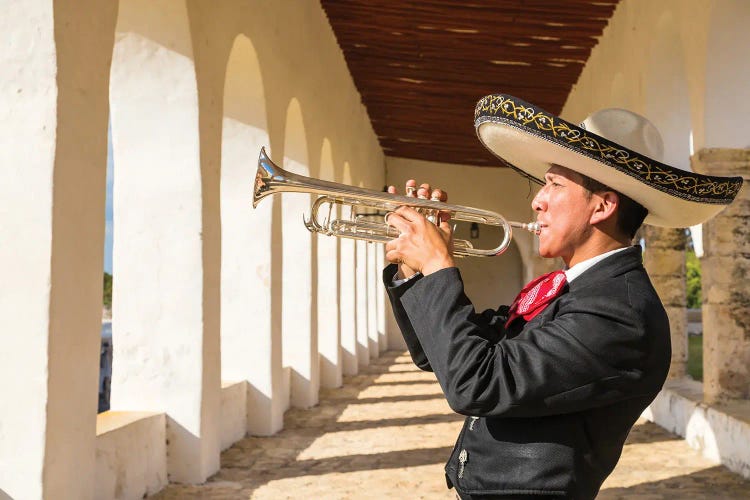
[376, 244, 388, 351]
[318, 232, 342, 388]
[367, 243, 380, 357]
[282, 187, 317, 408]
[108, 0, 220, 483]
[221, 131, 281, 434]
[0, 1, 116, 498]
[356, 240, 370, 366]
[340, 229, 358, 375]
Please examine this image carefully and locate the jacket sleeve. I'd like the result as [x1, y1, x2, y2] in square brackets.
[383, 264, 432, 371]
[399, 266, 668, 418]
[383, 264, 510, 372]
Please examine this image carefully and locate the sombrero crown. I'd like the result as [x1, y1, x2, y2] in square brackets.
[475, 94, 743, 228]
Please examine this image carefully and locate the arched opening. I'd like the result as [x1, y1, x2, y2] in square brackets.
[108, 0, 220, 482]
[99, 124, 114, 414]
[281, 98, 317, 408]
[220, 34, 282, 436]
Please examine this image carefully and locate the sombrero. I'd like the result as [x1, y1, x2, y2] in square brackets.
[474, 94, 743, 228]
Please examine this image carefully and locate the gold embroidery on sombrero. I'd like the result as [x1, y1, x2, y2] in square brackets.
[475, 95, 742, 202]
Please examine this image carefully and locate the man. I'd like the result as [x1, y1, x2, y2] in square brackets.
[382, 94, 743, 500]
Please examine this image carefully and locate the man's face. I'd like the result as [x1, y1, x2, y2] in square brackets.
[531, 165, 598, 265]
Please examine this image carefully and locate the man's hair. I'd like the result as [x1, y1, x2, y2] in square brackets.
[579, 175, 648, 239]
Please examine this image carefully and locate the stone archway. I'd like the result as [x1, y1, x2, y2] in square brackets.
[281, 98, 317, 409]
[108, 0, 220, 483]
[220, 34, 284, 436]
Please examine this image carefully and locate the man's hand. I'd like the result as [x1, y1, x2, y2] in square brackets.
[385, 180, 455, 277]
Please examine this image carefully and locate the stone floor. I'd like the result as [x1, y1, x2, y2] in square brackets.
[154, 351, 750, 499]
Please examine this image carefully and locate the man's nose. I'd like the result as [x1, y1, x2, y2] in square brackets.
[531, 190, 546, 211]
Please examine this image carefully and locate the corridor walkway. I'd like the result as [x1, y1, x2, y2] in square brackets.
[154, 351, 749, 499]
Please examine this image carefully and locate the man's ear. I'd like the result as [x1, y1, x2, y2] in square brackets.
[589, 191, 619, 225]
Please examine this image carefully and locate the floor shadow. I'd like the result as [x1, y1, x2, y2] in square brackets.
[151, 350, 750, 499]
[217, 445, 455, 483]
[288, 412, 462, 432]
[152, 350, 454, 498]
[622, 419, 683, 446]
[370, 379, 441, 387]
[322, 393, 445, 405]
[599, 465, 750, 499]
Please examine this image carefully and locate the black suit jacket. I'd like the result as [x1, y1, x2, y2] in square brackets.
[384, 246, 671, 499]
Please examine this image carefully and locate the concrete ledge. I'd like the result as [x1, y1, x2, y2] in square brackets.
[643, 378, 750, 479]
[95, 411, 167, 499]
[221, 380, 247, 450]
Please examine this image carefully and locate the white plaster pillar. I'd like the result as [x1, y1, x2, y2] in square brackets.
[376, 244, 388, 351]
[318, 232, 342, 388]
[0, 1, 116, 498]
[356, 240, 370, 366]
[340, 233, 358, 375]
[221, 131, 281, 434]
[367, 242, 380, 357]
[692, 148, 750, 402]
[108, 0, 220, 483]
[281, 187, 317, 408]
[643, 226, 688, 380]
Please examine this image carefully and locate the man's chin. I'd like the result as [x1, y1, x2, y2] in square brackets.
[538, 249, 553, 259]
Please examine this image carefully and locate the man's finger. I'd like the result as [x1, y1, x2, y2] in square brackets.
[405, 179, 417, 197]
[432, 188, 448, 202]
[385, 210, 410, 232]
[393, 205, 422, 223]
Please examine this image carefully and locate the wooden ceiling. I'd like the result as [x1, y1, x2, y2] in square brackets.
[321, 0, 621, 166]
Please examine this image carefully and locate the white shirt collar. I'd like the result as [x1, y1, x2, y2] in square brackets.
[564, 246, 629, 283]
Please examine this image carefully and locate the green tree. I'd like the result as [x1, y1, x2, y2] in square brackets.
[103, 272, 113, 308]
[686, 249, 701, 309]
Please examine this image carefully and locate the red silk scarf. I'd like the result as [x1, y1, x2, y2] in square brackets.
[505, 270, 568, 328]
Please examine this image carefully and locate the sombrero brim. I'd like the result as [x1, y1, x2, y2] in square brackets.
[475, 94, 743, 228]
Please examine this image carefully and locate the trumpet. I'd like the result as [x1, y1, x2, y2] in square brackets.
[252, 148, 540, 257]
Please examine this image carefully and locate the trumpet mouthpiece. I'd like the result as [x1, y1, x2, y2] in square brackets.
[510, 221, 538, 232]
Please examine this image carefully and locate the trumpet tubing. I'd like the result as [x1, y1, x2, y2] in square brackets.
[253, 147, 540, 257]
